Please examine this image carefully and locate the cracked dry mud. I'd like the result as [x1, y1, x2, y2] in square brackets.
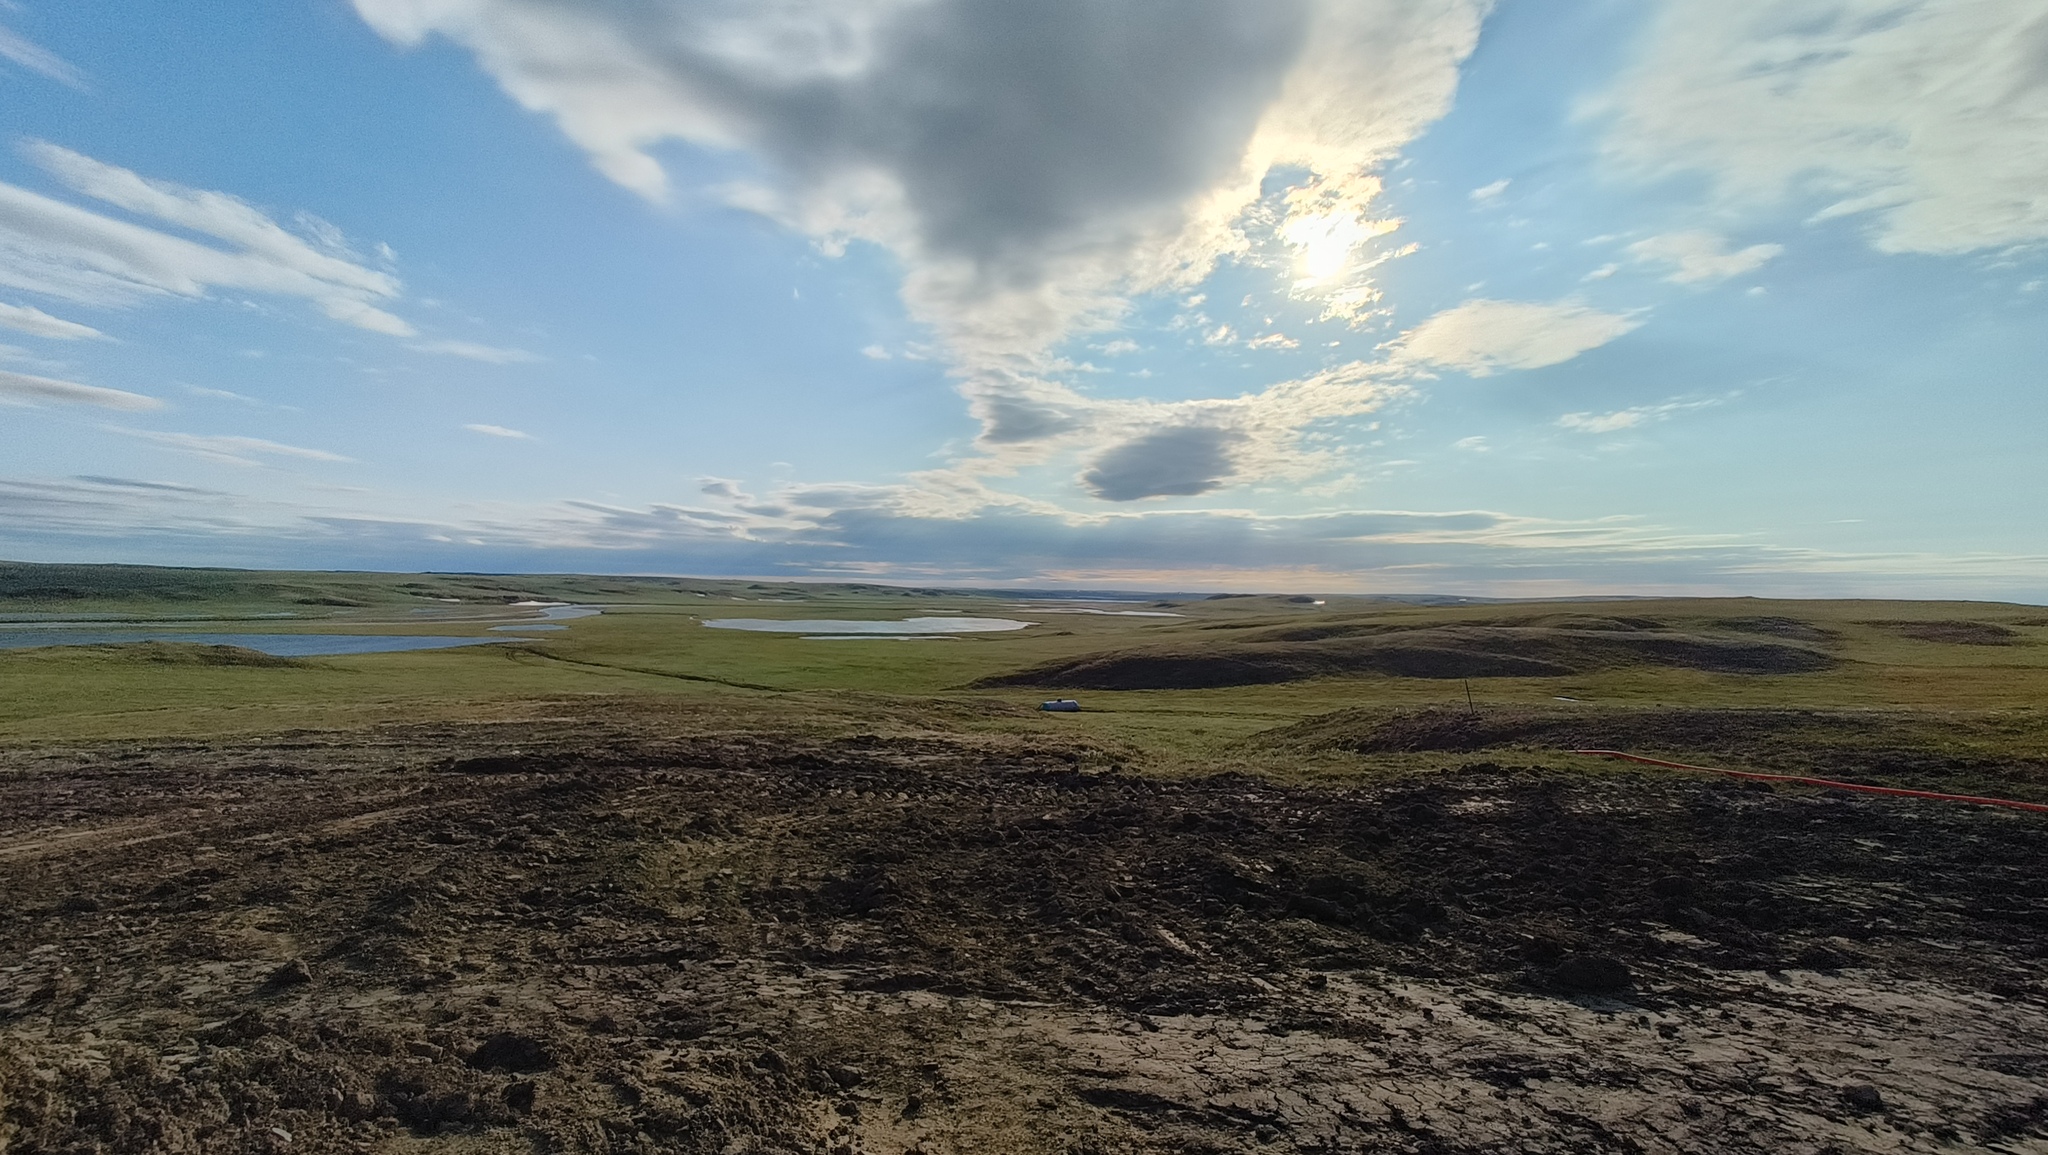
[3, 721, 2047, 1153]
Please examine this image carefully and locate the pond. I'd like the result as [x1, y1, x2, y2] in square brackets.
[703, 616, 1033, 635]
[0, 604, 604, 656]
[0, 631, 514, 657]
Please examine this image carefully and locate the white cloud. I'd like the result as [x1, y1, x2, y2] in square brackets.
[1469, 178, 1509, 202]
[1600, 0, 2048, 255]
[0, 21, 84, 88]
[1583, 262, 1620, 281]
[0, 368, 159, 411]
[1393, 299, 1640, 376]
[0, 141, 412, 335]
[115, 429, 353, 466]
[1557, 396, 1723, 433]
[1627, 230, 1782, 284]
[1453, 435, 1489, 451]
[860, 344, 891, 360]
[411, 339, 541, 363]
[0, 300, 105, 340]
[185, 385, 259, 404]
[354, 0, 1487, 476]
[1246, 331, 1300, 350]
[464, 423, 533, 440]
[1096, 338, 1141, 356]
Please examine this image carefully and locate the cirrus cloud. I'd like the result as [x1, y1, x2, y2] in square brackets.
[0, 368, 160, 411]
[0, 140, 413, 336]
[1601, 0, 2048, 255]
[0, 300, 106, 340]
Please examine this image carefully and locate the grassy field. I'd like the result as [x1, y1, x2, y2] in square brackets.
[9, 561, 2048, 1153]
[3, 559, 2045, 793]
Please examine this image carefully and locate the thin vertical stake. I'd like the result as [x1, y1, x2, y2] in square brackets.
[1464, 678, 1476, 715]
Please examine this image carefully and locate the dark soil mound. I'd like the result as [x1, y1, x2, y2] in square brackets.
[976, 626, 1832, 690]
[1865, 619, 2021, 646]
[1263, 705, 2048, 787]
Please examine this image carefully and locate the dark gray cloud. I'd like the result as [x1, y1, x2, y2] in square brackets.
[760, 0, 1310, 269]
[1081, 424, 1244, 501]
[975, 393, 1082, 444]
[367, 0, 1308, 277]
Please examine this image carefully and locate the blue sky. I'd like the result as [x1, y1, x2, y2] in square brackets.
[2, 0, 2044, 597]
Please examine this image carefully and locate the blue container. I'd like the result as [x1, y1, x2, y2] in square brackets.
[1040, 699, 1082, 712]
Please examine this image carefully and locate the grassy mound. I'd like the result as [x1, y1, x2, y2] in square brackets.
[63, 641, 307, 668]
[974, 624, 1833, 690]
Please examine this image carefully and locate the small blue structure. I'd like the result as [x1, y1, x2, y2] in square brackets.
[1039, 699, 1082, 712]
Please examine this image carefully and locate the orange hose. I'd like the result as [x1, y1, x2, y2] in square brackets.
[1572, 749, 2048, 815]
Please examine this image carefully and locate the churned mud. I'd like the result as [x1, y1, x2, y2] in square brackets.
[3, 720, 2046, 1153]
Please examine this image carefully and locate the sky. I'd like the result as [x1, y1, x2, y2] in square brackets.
[1, 0, 2044, 598]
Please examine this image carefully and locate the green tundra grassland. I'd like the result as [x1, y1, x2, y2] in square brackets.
[2, 559, 2045, 796]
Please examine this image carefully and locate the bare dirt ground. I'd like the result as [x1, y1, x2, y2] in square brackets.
[4, 718, 2047, 1153]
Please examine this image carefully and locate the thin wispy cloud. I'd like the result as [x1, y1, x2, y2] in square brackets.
[412, 339, 541, 364]
[1601, 0, 2048, 255]
[0, 368, 158, 410]
[1558, 396, 1725, 434]
[463, 423, 533, 440]
[0, 141, 412, 334]
[113, 428, 354, 466]
[0, 20, 84, 88]
[0, 300, 105, 340]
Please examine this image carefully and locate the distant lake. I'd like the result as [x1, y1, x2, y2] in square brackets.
[0, 605, 603, 656]
[704, 616, 1033, 635]
[0, 631, 512, 657]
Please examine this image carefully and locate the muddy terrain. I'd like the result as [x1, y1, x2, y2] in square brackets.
[4, 717, 2047, 1153]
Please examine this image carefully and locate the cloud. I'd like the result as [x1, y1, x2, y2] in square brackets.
[0, 300, 105, 340]
[1557, 396, 1724, 434]
[1082, 424, 1246, 501]
[114, 429, 353, 466]
[71, 475, 219, 495]
[860, 344, 891, 360]
[185, 385, 259, 404]
[0, 368, 159, 410]
[1627, 230, 1782, 284]
[411, 339, 541, 363]
[1469, 178, 1509, 202]
[0, 141, 412, 334]
[1393, 299, 1639, 376]
[354, 0, 1487, 476]
[4, 464, 2043, 601]
[1453, 435, 1489, 451]
[0, 21, 85, 88]
[464, 423, 533, 440]
[1600, 0, 2048, 255]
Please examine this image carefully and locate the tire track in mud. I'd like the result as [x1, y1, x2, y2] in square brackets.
[2, 727, 2046, 1153]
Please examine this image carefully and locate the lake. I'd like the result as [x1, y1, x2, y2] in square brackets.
[703, 616, 1033, 635]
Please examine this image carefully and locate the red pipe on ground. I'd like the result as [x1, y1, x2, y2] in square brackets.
[1571, 749, 2048, 815]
